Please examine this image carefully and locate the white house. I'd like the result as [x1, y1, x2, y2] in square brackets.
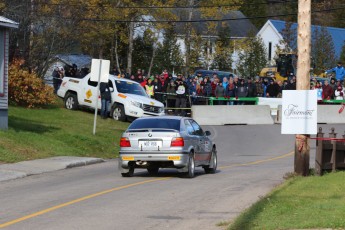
[257, 19, 345, 66]
[0, 16, 19, 130]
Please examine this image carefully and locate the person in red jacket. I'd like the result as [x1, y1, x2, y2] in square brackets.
[322, 80, 334, 100]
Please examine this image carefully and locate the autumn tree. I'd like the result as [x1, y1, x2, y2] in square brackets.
[236, 35, 267, 78]
[239, 0, 267, 29]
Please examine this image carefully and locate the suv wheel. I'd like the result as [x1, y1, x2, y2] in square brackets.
[112, 104, 126, 121]
[64, 93, 78, 110]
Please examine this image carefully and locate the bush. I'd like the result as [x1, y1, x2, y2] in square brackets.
[8, 64, 56, 108]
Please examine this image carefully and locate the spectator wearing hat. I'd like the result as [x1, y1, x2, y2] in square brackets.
[266, 79, 280, 98]
[254, 76, 264, 97]
[325, 62, 345, 82]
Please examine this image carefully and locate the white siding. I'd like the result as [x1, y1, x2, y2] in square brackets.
[0, 28, 8, 110]
[256, 21, 284, 65]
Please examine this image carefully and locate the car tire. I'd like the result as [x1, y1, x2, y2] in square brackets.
[112, 104, 126, 122]
[121, 167, 134, 177]
[185, 153, 195, 178]
[204, 148, 217, 174]
[64, 93, 78, 110]
[147, 167, 159, 175]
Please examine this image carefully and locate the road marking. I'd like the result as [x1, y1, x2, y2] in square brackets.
[0, 151, 294, 228]
[0, 177, 171, 229]
[219, 151, 294, 170]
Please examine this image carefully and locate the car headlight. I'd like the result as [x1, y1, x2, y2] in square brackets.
[158, 107, 165, 113]
[130, 101, 142, 108]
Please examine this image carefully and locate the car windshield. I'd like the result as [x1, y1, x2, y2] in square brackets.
[128, 119, 181, 131]
[115, 80, 147, 97]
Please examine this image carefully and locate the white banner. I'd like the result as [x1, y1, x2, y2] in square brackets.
[281, 90, 317, 134]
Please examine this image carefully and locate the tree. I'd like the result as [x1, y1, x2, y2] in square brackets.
[312, 26, 336, 75]
[211, 25, 233, 71]
[239, 0, 267, 29]
[156, 25, 184, 75]
[340, 41, 345, 65]
[236, 35, 267, 78]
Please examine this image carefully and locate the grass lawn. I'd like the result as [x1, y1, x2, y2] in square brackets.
[228, 171, 345, 230]
[0, 100, 129, 163]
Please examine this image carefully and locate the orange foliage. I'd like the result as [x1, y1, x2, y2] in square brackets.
[8, 64, 56, 108]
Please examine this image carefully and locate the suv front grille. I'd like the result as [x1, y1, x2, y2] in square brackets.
[143, 104, 161, 114]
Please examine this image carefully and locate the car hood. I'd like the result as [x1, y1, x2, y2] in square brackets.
[124, 94, 164, 107]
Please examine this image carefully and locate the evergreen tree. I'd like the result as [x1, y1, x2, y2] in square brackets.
[211, 25, 233, 71]
[236, 35, 267, 78]
[155, 26, 184, 75]
[340, 41, 345, 65]
[312, 27, 336, 75]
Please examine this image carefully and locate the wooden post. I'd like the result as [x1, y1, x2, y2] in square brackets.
[295, 0, 311, 176]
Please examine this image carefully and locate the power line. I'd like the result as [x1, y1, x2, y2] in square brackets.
[32, 0, 298, 9]
[31, 6, 345, 24]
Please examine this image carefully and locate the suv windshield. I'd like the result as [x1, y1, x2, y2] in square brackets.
[115, 80, 147, 97]
[128, 119, 181, 131]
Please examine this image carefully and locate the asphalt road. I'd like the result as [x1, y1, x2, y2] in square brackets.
[1, 124, 339, 230]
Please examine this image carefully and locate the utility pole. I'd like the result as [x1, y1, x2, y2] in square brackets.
[295, 0, 311, 176]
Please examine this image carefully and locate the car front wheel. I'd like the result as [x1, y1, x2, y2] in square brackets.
[112, 104, 126, 121]
[64, 93, 78, 110]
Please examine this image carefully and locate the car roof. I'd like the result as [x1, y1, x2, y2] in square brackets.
[109, 75, 138, 84]
[134, 116, 186, 121]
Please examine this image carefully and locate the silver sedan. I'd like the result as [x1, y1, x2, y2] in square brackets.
[118, 116, 217, 178]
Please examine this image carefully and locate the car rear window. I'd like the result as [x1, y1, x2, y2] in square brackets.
[128, 119, 180, 130]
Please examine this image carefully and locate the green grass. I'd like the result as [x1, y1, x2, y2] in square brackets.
[228, 172, 345, 230]
[0, 100, 129, 163]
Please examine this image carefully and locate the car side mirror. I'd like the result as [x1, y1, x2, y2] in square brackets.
[205, 130, 211, 136]
[109, 87, 114, 92]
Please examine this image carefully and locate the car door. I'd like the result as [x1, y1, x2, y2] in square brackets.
[183, 119, 198, 153]
[190, 120, 210, 165]
[83, 77, 100, 109]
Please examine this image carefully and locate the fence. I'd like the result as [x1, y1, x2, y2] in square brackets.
[315, 127, 345, 176]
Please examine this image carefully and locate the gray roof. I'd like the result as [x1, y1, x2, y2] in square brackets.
[54, 54, 92, 68]
[174, 10, 257, 38]
[0, 16, 19, 29]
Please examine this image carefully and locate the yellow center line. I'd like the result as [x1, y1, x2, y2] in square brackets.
[0, 177, 171, 229]
[0, 151, 294, 228]
[219, 151, 294, 170]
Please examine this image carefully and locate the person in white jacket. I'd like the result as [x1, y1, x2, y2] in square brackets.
[334, 85, 345, 100]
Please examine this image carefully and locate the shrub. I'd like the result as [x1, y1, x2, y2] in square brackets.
[8, 64, 56, 108]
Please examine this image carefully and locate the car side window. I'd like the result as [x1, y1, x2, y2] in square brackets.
[191, 120, 204, 136]
[88, 78, 98, 87]
[184, 120, 194, 135]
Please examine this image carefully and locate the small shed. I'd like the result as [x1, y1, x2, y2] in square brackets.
[0, 16, 19, 130]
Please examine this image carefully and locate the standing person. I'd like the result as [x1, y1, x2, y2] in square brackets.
[246, 77, 257, 104]
[166, 80, 176, 114]
[314, 81, 323, 101]
[215, 80, 225, 105]
[135, 69, 143, 83]
[236, 79, 248, 105]
[145, 78, 154, 98]
[254, 76, 264, 97]
[100, 81, 111, 119]
[334, 85, 344, 100]
[325, 62, 345, 82]
[174, 77, 188, 116]
[225, 77, 236, 105]
[52, 66, 64, 94]
[322, 80, 334, 100]
[266, 80, 280, 97]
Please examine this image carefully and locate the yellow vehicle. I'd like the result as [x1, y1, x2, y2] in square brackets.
[260, 53, 296, 81]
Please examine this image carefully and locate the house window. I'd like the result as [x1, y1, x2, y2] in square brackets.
[268, 42, 272, 62]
